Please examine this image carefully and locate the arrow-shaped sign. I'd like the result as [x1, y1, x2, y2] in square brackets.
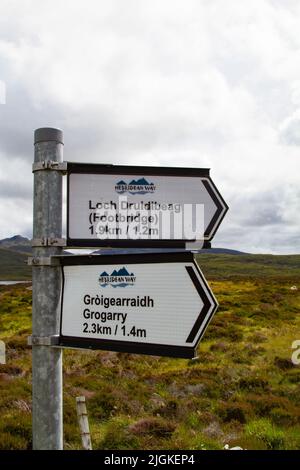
[66, 163, 228, 248]
[58, 252, 218, 358]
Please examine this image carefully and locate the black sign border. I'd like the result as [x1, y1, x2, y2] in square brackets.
[57, 251, 215, 358]
[66, 162, 228, 248]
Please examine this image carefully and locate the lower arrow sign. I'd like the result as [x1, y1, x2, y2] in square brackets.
[57, 251, 218, 358]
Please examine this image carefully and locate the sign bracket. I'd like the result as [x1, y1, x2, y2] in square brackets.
[32, 161, 68, 174]
[28, 256, 61, 267]
[31, 237, 66, 248]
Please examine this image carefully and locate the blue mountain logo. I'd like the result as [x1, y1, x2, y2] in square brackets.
[115, 178, 156, 195]
[99, 267, 136, 287]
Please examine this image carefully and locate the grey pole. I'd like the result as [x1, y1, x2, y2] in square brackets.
[32, 127, 64, 449]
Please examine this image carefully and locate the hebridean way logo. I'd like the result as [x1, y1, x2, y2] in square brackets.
[115, 178, 156, 195]
[99, 267, 136, 287]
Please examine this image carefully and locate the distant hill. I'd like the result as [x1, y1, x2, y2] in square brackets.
[1, 236, 248, 257]
[1, 235, 299, 283]
[93, 247, 249, 256]
[1, 238, 300, 281]
[195, 252, 300, 279]
[0, 235, 32, 254]
[195, 248, 249, 255]
[0, 235, 75, 280]
[0, 247, 31, 280]
[0, 235, 30, 245]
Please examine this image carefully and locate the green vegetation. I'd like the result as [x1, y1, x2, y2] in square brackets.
[0, 254, 299, 449]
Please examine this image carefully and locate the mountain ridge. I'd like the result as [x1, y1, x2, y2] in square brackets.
[0, 235, 32, 254]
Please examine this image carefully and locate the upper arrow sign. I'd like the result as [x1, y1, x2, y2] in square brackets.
[57, 251, 218, 358]
[66, 163, 228, 248]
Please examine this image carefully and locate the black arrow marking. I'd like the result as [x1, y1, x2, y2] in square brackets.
[185, 266, 216, 344]
[203, 178, 228, 239]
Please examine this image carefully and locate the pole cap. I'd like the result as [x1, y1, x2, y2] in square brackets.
[34, 128, 64, 145]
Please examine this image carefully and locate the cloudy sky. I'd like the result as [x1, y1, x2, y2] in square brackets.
[0, 0, 299, 253]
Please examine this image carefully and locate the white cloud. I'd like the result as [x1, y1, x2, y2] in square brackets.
[279, 109, 300, 145]
[0, 0, 299, 252]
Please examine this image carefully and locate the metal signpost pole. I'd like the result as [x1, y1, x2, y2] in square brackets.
[32, 128, 64, 449]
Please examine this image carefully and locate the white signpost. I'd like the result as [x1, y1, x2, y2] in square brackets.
[67, 163, 228, 248]
[31, 128, 228, 449]
[58, 252, 218, 358]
